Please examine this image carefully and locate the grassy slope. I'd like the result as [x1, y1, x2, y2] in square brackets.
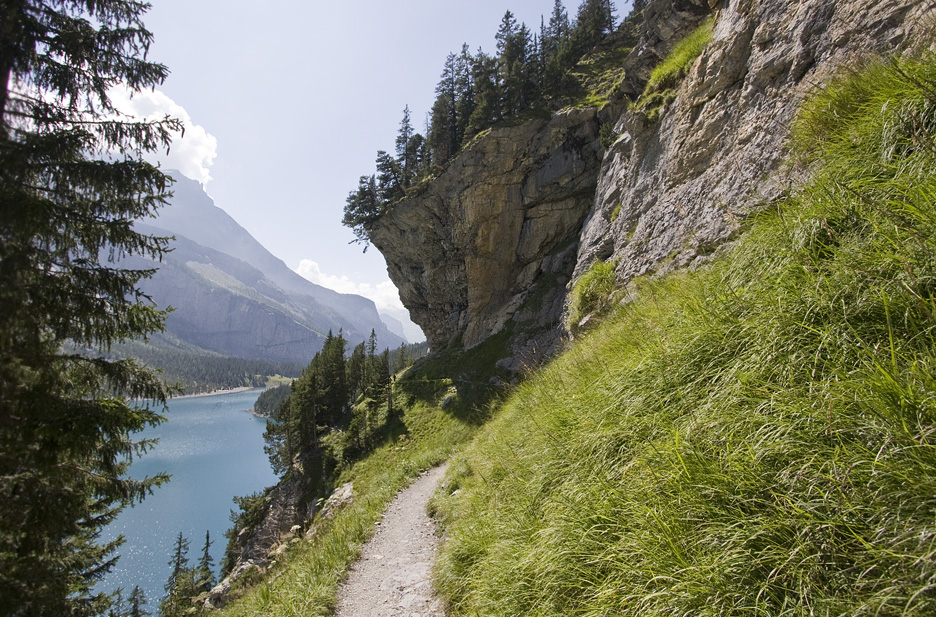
[431, 51, 936, 616]
[216, 343, 506, 616]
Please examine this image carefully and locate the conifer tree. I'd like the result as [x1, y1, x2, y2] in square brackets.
[375, 150, 404, 204]
[160, 532, 195, 617]
[263, 391, 296, 477]
[0, 2, 177, 615]
[395, 105, 415, 187]
[342, 174, 381, 249]
[317, 331, 349, 427]
[126, 586, 149, 617]
[347, 341, 367, 403]
[293, 363, 322, 456]
[428, 53, 460, 166]
[543, 0, 573, 89]
[195, 530, 215, 594]
[549, 0, 571, 45]
[571, 0, 617, 53]
[496, 12, 535, 115]
[465, 51, 501, 139]
[454, 44, 476, 148]
[406, 132, 428, 177]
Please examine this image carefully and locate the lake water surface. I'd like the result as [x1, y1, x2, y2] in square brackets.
[99, 388, 278, 606]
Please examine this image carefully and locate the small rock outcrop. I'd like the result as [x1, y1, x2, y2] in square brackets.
[207, 480, 354, 609]
[370, 0, 932, 363]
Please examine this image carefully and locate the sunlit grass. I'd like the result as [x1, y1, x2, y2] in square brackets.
[645, 16, 714, 93]
[635, 16, 714, 120]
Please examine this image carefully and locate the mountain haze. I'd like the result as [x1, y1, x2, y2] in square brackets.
[130, 173, 405, 362]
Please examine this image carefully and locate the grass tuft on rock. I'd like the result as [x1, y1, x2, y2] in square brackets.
[635, 15, 714, 119]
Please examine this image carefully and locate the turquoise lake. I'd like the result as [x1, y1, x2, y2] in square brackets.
[99, 388, 279, 606]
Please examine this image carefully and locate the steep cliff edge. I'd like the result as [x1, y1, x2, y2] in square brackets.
[370, 107, 603, 357]
[369, 0, 930, 365]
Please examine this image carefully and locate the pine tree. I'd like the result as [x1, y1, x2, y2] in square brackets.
[195, 530, 215, 594]
[375, 150, 404, 204]
[0, 2, 178, 615]
[160, 532, 195, 617]
[465, 50, 501, 139]
[347, 341, 367, 403]
[395, 105, 415, 187]
[495, 12, 536, 115]
[342, 174, 381, 249]
[428, 53, 460, 166]
[453, 44, 476, 148]
[543, 0, 573, 90]
[317, 331, 349, 427]
[406, 132, 428, 178]
[549, 0, 572, 44]
[571, 0, 616, 53]
[293, 362, 322, 456]
[127, 587, 149, 617]
[264, 390, 296, 477]
[495, 10, 520, 58]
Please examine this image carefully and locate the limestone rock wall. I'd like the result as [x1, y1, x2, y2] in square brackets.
[577, 0, 932, 283]
[370, 107, 603, 351]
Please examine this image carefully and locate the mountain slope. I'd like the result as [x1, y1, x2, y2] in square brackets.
[215, 42, 936, 617]
[131, 174, 404, 362]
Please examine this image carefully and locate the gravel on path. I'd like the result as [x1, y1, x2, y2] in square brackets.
[334, 464, 449, 617]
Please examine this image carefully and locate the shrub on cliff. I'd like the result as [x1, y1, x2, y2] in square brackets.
[567, 259, 620, 330]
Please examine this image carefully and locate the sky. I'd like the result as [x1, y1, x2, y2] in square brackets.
[126, 0, 583, 340]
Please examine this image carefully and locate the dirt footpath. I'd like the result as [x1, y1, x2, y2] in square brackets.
[334, 464, 449, 617]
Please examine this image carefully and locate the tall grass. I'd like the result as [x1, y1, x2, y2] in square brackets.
[567, 259, 619, 328]
[433, 50, 936, 616]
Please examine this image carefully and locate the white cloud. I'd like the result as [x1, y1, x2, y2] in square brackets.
[295, 259, 404, 314]
[109, 87, 218, 185]
[295, 259, 427, 341]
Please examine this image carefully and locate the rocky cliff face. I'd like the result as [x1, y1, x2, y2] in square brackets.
[372, 0, 931, 363]
[370, 107, 603, 356]
[577, 0, 931, 284]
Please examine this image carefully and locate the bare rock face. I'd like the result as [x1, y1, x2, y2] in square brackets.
[370, 108, 603, 351]
[576, 0, 931, 283]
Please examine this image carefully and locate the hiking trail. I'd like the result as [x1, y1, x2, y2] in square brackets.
[334, 464, 449, 617]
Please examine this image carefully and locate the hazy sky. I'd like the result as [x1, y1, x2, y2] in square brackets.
[129, 0, 583, 328]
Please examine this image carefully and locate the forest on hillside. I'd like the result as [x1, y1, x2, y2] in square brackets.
[110, 343, 305, 395]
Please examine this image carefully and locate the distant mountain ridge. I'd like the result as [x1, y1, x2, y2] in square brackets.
[127, 173, 404, 363]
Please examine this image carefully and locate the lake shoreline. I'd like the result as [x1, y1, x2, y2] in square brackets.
[174, 386, 258, 400]
[101, 388, 278, 603]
